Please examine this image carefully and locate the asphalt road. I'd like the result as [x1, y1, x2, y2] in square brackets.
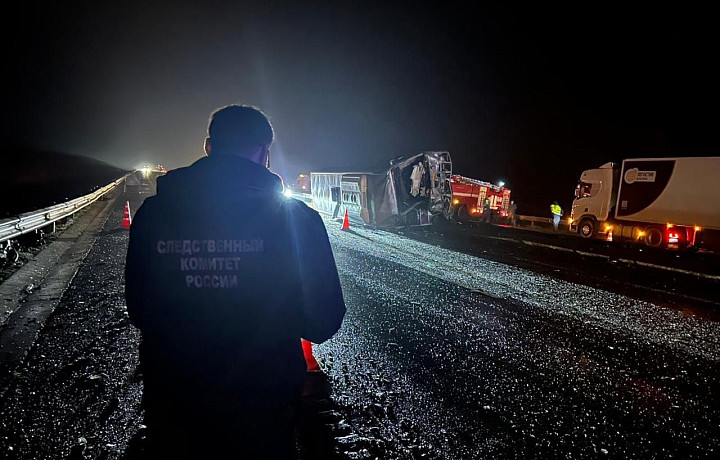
[407, 219, 720, 319]
[318, 217, 719, 459]
[0, 191, 718, 459]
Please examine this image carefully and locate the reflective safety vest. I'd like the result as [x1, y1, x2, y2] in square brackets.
[551, 204, 562, 216]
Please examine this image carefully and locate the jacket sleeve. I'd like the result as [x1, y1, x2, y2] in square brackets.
[125, 203, 151, 330]
[293, 206, 346, 343]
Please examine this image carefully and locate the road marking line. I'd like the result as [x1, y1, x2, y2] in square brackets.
[521, 240, 575, 253]
[519, 239, 719, 280]
[337, 219, 720, 282]
[622, 281, 720, 305]
[482, 235, 517, 243]
[573, 250, 611, 259]
[617, 259, 720, 281]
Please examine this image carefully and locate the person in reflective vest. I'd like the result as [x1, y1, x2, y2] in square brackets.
[550, 201, 563, 231]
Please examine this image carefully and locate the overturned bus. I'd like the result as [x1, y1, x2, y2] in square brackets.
[309, 151, 453, 229]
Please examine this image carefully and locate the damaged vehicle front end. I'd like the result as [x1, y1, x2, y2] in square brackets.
[310, 151, 453, 229]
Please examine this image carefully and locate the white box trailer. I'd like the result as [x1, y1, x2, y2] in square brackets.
[570, 157, 720, 250]
[310, 151, 453, 229]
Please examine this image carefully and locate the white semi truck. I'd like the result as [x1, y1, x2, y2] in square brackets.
[569, 157, 720, 251]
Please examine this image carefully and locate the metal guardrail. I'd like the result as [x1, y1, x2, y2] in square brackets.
[286, 190, 314, 205]
[0, 174, 129, 243]
[518, 215, 571, 229]
[518, 215, 552, 225]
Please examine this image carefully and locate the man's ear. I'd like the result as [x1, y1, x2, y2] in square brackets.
[245, 144, 270, 168]
[262, 143, 271, 169]
[204, 137, 212, 157]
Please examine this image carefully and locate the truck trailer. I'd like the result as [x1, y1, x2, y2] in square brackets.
[569, 157, 720, 250]
[448, 175, 511, 223]
[309, 151, 453, 229]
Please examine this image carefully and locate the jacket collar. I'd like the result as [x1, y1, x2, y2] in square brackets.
[156, 155, 284, 201]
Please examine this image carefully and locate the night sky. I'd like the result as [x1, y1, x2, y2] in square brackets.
[5, 2, 718, 215]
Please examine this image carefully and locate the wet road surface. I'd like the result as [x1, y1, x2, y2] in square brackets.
[0, 192, 718, 459]
[316, 220, 719, 459]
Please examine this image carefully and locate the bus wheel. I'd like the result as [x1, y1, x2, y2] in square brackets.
[579, 218, 596, 238]
[644, 227, 664, 248]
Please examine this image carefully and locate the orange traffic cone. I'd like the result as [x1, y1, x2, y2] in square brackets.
[301, 339, 321, 372]
[121, 201, 132, 229]
[341, 209, 350, 230]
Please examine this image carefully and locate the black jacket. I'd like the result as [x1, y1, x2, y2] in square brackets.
[125, 155, 346, 415]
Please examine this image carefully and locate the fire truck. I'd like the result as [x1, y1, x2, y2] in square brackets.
[448, 175, 511, 222]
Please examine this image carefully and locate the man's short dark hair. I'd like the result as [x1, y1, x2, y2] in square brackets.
[208, 105, 274, 155]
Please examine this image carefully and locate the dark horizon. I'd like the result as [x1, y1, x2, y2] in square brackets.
[4, 2, 718, 216]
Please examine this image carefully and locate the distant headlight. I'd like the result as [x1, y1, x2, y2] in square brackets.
[283, 188, 294, 198]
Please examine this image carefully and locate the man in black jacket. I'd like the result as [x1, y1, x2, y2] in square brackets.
[125, 104, 346, 459]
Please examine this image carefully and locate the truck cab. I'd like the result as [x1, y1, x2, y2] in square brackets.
[570, 162, 616, 238]
[570, 157, 720, 250]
